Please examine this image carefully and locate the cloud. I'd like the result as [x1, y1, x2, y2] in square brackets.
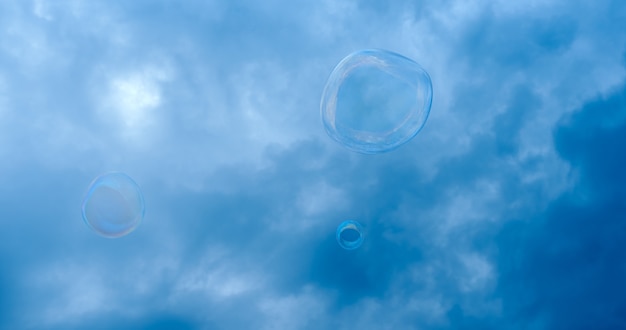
[26, 262, 112, 328]
[0, 0, 625, 329]
[494, 81, 626, 329]
[95, 63, 172, 144]
[258, 286, 329, 330]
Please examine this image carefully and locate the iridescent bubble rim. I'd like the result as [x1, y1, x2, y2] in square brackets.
[321, 49, 433, 154]
[336, 219, 365, 250]
[81, 172, 145, 238]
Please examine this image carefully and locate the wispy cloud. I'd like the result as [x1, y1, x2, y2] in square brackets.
[0, 0, 625, 329]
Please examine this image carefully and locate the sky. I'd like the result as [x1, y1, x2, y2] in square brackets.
[0, 0, 625, 329]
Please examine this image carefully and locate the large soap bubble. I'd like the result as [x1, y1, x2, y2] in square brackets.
[81, 172, 145, 238]
[321, 49, 433, 154]
[336, 220, 364, 250]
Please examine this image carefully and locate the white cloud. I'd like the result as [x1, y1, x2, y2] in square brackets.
[297, 181, 347, 217]
[22, 251, 187, 327]
[109, 73, 161, 126]
[174, 246, 265, 301]
[230, 61, 307, 147]
[28, 114, 101, 169]
[94, 63, 173, 145]
[457, 252, 496, 293]
[404, 295, 448, 326]
[0, 16, 52, 71]
[24, 262, 112, 328]
[32, 0, 53, 21]
[305, 0, 357, 43]
[429, 180, 502, 245]
[258, 285, 328, 330]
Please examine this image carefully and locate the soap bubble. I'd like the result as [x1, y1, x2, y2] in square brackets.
[336, 220, 364, 250]
[321, 49, 433, 154]
[81, 172, 145, 238]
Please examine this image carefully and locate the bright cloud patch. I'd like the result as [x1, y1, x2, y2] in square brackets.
[97, 65, 172, 143]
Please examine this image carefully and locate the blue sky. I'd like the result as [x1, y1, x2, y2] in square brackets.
[0, 1, 625, 329]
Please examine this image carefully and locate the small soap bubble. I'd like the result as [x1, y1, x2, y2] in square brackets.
[81, 172, 145, 238]
[321, 49, 433, 154]
[336, 220, 364, 250]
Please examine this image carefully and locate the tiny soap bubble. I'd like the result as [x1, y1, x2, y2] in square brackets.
[336, 220, 364, 250]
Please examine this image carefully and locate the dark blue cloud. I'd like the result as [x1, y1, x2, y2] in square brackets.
[555, 86, 626, 200]
[494, 82, 626, 329]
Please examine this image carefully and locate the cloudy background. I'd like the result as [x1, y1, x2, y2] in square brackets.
[0, 0, 625, 329]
